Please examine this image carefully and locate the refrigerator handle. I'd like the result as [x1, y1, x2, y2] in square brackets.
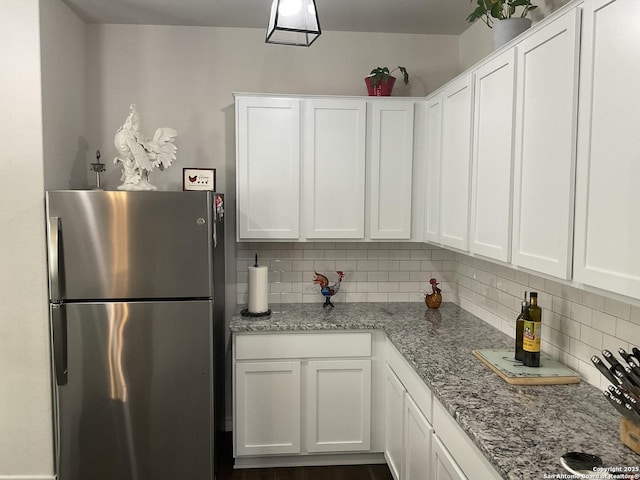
[48, 216, 61, 301]
[51, 304, 68, 386]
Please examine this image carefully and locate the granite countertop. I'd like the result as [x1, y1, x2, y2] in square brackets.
[230, 302, 640, 479]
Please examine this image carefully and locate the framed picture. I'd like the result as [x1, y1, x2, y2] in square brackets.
[183, 168, 216, 191]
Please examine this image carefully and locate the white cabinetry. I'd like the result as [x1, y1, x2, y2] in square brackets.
[306, 359, 371, 452]
[424, 94, 443, 244]
[470, 49, 516, 262]
[511, 9, 581, 279]
[573, 0, 640, 299]
[440, 75, 473, 251]
[233, 332, 373, 461]
[431, 436, 467, 480]
[369, 101, 415, 239]
[235, 94, 419, 242]
[385, 343, 434, 480]
[235, 361, 301, 456]
[385, 365, 406, 480]
[236, 96, 300, 240]
[404, 394, 433, 480]
[304, 99, 366, 239]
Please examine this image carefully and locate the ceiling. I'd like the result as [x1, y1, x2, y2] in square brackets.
[61, 0, 474, 35]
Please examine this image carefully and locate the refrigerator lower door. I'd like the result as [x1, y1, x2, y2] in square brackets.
[56, 301, 213, 480]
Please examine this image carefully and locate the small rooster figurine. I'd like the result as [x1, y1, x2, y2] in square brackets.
[313, 271, 345, 308]
[420, 278, 442, 309]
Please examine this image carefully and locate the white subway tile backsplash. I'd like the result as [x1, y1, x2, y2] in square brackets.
[346, 250, 368, 260]
[325, 250, 347, 260]
[368, 250, 390, 260]
[389, 271, 410, 282]
[368, 272, 389, 282]
[236, 242, 640, 390]
[356, 282, 378, 293]
[604, 297, 631, 320]
[399, 260, 422, 271]
[356, 260, 379, 271]
[616, 318, 640, 346]
[580, 325, 603, 349]
[592, 310, 617, 336]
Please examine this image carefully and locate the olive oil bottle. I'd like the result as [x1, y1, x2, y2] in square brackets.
[515, 292, 528, 362]
[523, 292, 542, 367]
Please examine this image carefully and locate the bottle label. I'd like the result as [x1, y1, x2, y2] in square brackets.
[523, 320, 541, 352]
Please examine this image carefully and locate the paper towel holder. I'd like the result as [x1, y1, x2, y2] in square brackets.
[241, 253, 272, 317]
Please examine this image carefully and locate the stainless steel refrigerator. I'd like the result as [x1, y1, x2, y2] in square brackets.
[46, 190, 225, 480]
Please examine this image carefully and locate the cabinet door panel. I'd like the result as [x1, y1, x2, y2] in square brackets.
[431, 436, 467, 480]
[306, 359, 371, 452]
[470, 49, 516, 262]
[236, 96, 300, 239]
[385, 366, 405, 480]
[235, 361, 301, 456]
[440, 75, 473, 251]
[512, 10, 580, 278]
[370, 101, 415, 239]
[405, 394, 433, 480]
[304, 99, 366, 239]
[574, 0, 640, 298]
[424, 95, 443, 243]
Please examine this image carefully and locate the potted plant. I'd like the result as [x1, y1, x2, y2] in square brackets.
[466, 0, 538, 49]
[364, 66, 410, 96]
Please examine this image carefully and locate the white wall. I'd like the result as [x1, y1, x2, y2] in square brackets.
[85, 25, 459, 192]
[41, 0, 88, 190]
[459, 0, 573, 70]
[0, 0, 54, 477]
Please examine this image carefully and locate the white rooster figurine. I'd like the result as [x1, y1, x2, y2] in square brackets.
[113, 104, 177, 191]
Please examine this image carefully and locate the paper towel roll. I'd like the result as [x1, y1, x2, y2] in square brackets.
[248, 265, 269, 313]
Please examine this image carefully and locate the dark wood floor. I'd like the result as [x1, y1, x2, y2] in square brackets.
[217, 434, 394, 480]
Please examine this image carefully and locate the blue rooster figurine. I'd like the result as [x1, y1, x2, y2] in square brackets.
[313, 271, 345, 308]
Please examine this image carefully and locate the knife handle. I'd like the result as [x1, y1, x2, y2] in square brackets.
[631, 347, 640, 365]
[614, 369, 640, 396]
[618, 348, 639, 367]
[625, 365, 640, 387]
[603, 349, 623, 369]
[605, 390, 634, 419]
[592, 355, 620, 385]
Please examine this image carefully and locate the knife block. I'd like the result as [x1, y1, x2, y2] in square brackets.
[621, 417, 640, 454]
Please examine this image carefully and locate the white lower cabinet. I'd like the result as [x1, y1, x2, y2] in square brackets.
[431, 436, 467, 480]
[385, 365, 406, 480]
[385, 353, 434, 480]
[306, 359, 371, 452]
[233, 332, 373, 459]
[235, 361, 301, 456]
[234, 332, 500, 479]
[405, 394, 434, 480]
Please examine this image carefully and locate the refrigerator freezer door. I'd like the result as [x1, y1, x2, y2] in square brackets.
[46, 190, 213, 300]
[56, 301, 213, 480]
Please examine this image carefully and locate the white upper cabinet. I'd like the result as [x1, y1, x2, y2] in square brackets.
[369, 101, 415, 240]
[424, 94, 443, 244]
[470, 49, 516, 263]
[236, 96, 301, 240]
[574, 0, 640, 298]
[304, 99, 366, 239]
[440, 75, 474, 252]
[511, 9, 580, 279]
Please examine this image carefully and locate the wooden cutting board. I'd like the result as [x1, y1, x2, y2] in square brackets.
[473, 349, 580, 385]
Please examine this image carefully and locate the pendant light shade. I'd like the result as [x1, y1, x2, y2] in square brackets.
[266, 0, 321, 47]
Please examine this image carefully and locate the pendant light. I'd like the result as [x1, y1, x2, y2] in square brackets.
[266, 0, 321, 47]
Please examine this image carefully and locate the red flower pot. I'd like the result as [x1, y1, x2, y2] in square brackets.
[365, 76, 396, 96]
